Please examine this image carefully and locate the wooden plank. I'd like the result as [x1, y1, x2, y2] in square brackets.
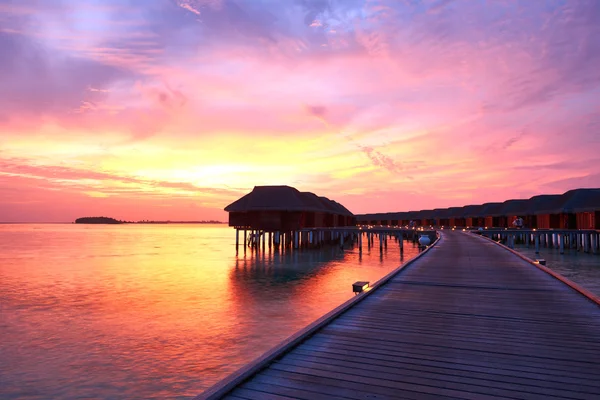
[278, 352, 597, 398]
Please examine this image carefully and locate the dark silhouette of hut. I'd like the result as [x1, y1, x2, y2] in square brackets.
[429, 208, 446, 226]
[353, 188, 599, 230]
[225, 185, 354, 231]
[418, 210, 435, 226]
[477, 202, 503, 227]
[533, 189, 600, 229]
[499, 199, 530, 227]
[460, 205, 485, 227]
[528, 194, 562, 229]
[445, 207, 466, 227]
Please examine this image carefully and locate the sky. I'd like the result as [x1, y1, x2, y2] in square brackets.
[1, 0, 599, 222]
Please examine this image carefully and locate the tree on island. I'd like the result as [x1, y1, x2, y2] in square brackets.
[75, 217, 124, 224]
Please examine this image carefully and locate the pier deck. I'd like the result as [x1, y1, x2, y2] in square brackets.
[201, 231, 600, 400]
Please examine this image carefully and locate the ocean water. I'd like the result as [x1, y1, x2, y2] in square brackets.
[511, 241, 600, 297]
[0, 224, 419, 399]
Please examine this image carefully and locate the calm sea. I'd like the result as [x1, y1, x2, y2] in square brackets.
[511, 241, 600, 297]
[0, 224, 419, 399]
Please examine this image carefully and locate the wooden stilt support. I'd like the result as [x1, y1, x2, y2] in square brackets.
[560, 234, 564, 254]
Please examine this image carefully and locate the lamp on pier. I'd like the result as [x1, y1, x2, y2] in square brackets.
[352, 281, 370, 294]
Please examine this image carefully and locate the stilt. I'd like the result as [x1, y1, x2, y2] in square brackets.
[358, 232, 362, 254]
[235, 229, 239, 254]
[535, 234, 540, 254]
[560, 234, 564, 254]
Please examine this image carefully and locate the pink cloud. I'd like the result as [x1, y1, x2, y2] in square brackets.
[1, 0, 599, 221]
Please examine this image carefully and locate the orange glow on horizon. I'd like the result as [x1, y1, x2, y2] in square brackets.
[1, 1, 599, 222]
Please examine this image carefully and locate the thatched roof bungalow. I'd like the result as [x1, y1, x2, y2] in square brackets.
[533, 189, 600, 229]
[225, 186, 355, 231]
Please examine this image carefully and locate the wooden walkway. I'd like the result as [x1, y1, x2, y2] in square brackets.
[200, 231, 600, 400]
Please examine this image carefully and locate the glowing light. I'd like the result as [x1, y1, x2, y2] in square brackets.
[352, 281, 370, 294]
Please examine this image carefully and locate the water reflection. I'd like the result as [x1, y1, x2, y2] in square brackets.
[0, 224, 418, 399]
[512, 244, 600, 297]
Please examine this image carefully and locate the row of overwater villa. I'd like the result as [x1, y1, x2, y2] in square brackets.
[357, 188, 600, 230]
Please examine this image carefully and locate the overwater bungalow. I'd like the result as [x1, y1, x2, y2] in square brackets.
[353, 188, 600, 230]
[225, 185, 354, 231]
[445, 207, 466, 227]
[461, 205, 485, 227]
[430, 208, 447, 226]
[477, 202, 504, 228]
[534, 189, 600, 229]
[528, 194, 562, 229]
[498, 199, 530, 227]
[418, 209, 435, 226]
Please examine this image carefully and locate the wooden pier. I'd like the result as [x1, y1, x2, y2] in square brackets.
[234, 226, 436, 255]
[474, 228, 600, 254]
[197, 230, 600, 400]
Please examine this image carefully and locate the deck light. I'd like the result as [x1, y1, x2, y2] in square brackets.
[535, 259, 546, 265]
[352, 281, 370, 294]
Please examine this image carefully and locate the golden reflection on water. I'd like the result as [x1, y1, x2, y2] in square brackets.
[0, 224, 419, 399]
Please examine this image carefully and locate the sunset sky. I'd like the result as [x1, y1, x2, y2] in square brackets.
[1, 0, 599, 222]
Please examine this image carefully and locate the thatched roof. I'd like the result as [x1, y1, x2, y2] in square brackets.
[460, 205, 486, 218]
[444, 207, 465, 219]
[478, 202, 504, 217]
[417, 209, 435, 219]
[225, 186, 353, 214]
[529, 194, 562, 215]
[499, 199, 530, 216]
[534, 189, 600, 214]
[331, 200, 354, 216]
[352, 188, 600, 221]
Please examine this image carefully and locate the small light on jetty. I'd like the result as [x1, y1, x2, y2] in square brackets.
[353, 281, 370, 294]
[535, 259, 546, 265]
[462, 228, 466, 231]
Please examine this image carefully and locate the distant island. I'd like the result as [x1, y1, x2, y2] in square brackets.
[74, 217, 224, 224]
[75, 217, 124, 224]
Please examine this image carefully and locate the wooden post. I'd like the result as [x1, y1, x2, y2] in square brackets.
[559, 234, 564, 254]
[535, 234, 540, 254]
[235, 229, 239, 254]
[243, 229, 247, 253]
[294, 231, 299, 249]
[584, 233, 590, 253]
[358, 232, 362, 254]
[592, 234, 598, 254]
[261, 230, 265, 250]
[379, 233, 383, 253]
